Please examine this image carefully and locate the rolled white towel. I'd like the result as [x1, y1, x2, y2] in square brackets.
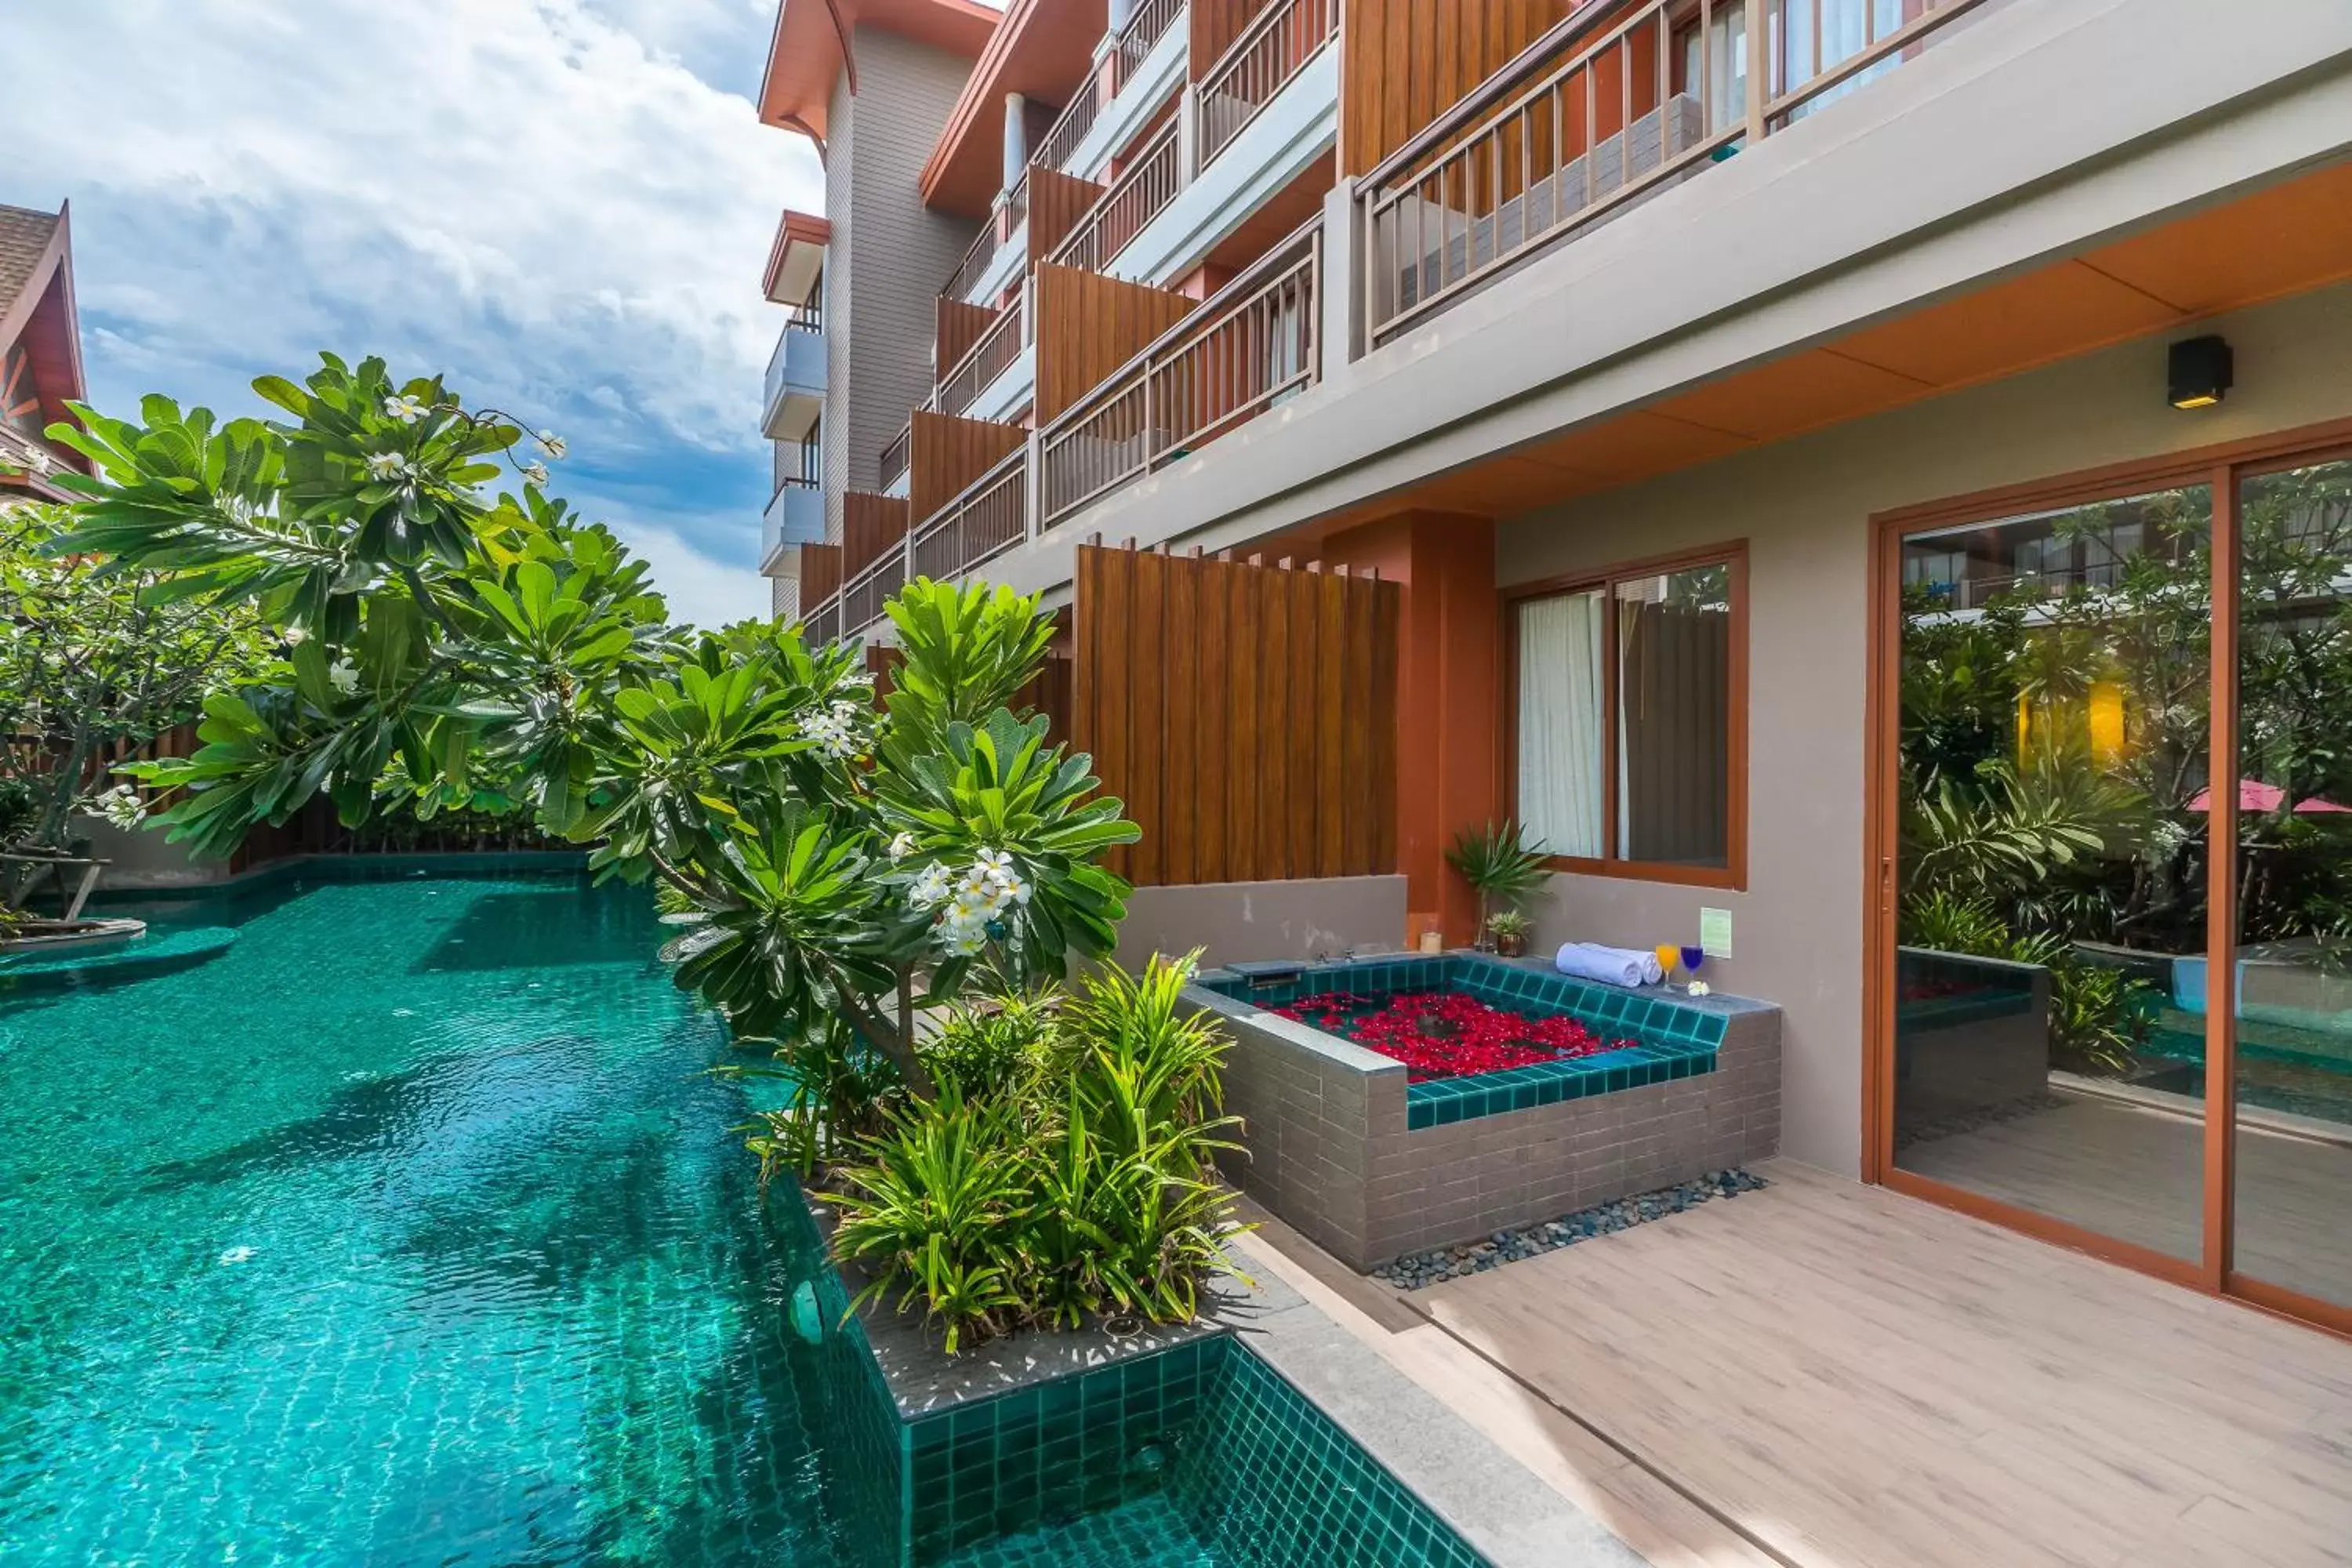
[1553, 942, 1661, 989]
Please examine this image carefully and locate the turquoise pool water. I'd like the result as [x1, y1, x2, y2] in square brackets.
[0, 869, 850, 1567]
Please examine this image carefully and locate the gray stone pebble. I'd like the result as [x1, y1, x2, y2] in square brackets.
[1372, 1170, 1769, 1290]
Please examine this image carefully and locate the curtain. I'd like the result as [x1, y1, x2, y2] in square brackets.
[1517, 593, 1606, 858]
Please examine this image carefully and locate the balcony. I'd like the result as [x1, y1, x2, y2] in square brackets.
[935, 293, 1030, 422]
[945, 172, 1029, 307]
[1040, 223, 1319, 529]
[1359, 0, 1999, 343]
[1059, 0, 1189, 183]
[1047, 118, 1183, 276]
[912, 445, 1028, 584]
[761, 306, 826, 440]
[760, 480, 823, 575]
[879, 420, 913, 495]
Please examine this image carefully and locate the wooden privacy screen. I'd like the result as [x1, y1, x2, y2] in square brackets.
[1190, 0, 1262, 79]
[1073, 543, 1399, 887]
[1342, 0, 1580, 175]
[1027, 166, 1105, 263]
[909, 412, 1025, 526]
[840, 494, 909, 579]
[798, 541, 843, 604]
[936, 297, 1000, 375]
[1035, 264, 1196, 424]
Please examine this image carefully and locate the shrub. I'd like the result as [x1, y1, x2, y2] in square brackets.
[822, 953, 1246, 1352]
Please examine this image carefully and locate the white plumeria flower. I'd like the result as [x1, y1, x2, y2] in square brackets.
[537, 430, 568, 459]
[1686, 981, 1711, 998]
[383, 394, 428, 424]
[327, 659, 361, 697]
[908, 864, 953, 910]
[281, 626, 310, 647]
[887, 832, 916, 862]
[1000, 873, 1033, 907]
[521, 461, 550, 486]
[24, 447, 49, 475]
[364, 451, 413, 481]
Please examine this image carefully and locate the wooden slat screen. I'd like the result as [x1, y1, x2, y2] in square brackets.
[1034, 263, 1197, 426]
[840, 493, 909, 579]
[1026, 166, 1106, 267]
[909, 411, 1024, 529]
[1189, 0, 1263, 82]
[798, 541, 844, 604]
[1073, 543, 1398, 887]
[1341, 0, 1582, 176]
[936, 298, 1000, 378]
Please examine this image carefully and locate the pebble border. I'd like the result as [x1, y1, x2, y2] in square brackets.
[1371, 1170, 1771, 1290]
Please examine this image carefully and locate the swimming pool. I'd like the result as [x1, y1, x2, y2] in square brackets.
[0, 865, 1490, 1568]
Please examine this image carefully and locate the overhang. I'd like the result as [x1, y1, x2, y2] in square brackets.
[0, 201, 86, 427]
[919, 0, 1108, 219]
[757, 0, 999, 147]
[764, 209, 832, 305]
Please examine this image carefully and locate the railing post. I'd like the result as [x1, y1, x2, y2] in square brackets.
[1025, 432, 1044, 542]
[1745, 0, 1769, 144]
[1319, 181, 1357, 370]
[1176, 82, 1202, 186]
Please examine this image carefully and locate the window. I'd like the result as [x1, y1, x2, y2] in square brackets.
[1510, 546, 1745, 885]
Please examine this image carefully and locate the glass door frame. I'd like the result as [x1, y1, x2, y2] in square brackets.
[1863, 412, 2352, 1340]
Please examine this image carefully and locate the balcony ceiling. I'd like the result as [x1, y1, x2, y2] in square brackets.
[758, 0, 998, 145]
[763, 209, 831, 305]
[920, 0, 1108, 220]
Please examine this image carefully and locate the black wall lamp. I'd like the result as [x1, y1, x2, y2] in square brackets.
[2168, 334, 2233, 410]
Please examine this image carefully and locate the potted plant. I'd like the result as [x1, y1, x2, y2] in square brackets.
[1485, 909, 1534, 959]
[1446, 822, 1549, 950]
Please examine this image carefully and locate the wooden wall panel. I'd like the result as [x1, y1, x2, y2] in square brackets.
[936, 298, 1000, 378]
[1073, 543, 1399, 889]
[909, 411, 1024, 528]
[1034, 263, 1197, 426]
[1189, 0, 1262, 82]
[1026, 166, 1105, 267]
[799, 541, 844, 604]
[839, 493, 909, 579]
[1341, 0, 1581, 176]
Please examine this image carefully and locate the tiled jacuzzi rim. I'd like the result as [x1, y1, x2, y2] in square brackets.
[1193, 950, 1762, 1128]
[793, 1192, 1639, 1567]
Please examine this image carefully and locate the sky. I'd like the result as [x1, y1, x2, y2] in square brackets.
[0, 0, 841, 626]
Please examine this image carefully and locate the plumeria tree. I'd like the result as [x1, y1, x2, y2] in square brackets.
[0, 499, 274, 859]
[44, 354, 1139, 1098]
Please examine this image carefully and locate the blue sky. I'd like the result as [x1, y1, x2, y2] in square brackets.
[2, 0, 852, 626]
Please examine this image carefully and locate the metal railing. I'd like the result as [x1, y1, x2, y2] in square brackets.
[1040, 223, 1319, 530]
[1360, 0, 1994, 343]
[942, 172, 1030, 303]
[800, 590, 843, 646]
[936, 295, 1028, 418]
[879, 421, 912, 492]
[774, 436, 820, 492]
[838, 542, 909, 639]
[912, 445, 1029, 583]
[1117, 0, 1186, 82]
[1036, 82, 1102, 175]
[1198, 0, 1338, 168]
[1047, 116, 1181, 276]
[785, 295, 822, 332]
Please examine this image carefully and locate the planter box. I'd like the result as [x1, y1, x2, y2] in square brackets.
[1186, 952, 1780, 1270]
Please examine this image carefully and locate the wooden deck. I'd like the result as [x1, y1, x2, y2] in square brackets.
[1232, 1160, 2352, 1568]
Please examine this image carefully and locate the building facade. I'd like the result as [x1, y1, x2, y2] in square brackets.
[756, 0, 2352, 1338]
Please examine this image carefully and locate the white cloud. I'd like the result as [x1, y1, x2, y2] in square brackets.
[607, 514, 775, 629]
[2, 0, 821, 624]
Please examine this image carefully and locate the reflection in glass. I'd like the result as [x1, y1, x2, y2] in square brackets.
[1893, 487, 2212, 1261]
[1616, 565, 1733, 869]
[2233, 457, 2352, 1309]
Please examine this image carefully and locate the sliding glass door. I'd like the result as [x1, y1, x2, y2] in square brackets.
[1874, 434, 2352, 1331]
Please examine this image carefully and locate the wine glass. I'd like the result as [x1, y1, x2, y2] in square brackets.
[1652, 944, 1679, 988]
[1680, 946, 1707, 992]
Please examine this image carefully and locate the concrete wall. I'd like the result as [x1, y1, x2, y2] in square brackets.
[825, 27, 982, 540]
[1497, 280, 2352, 1178]
[1116, 874, 1407, 968]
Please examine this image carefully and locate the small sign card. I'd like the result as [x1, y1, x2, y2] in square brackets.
[1699, 907, 1733, 960]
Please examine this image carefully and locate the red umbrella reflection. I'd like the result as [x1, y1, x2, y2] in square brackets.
[2187, 779, 2352, 814]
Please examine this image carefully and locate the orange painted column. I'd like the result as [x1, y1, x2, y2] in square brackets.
[1323, 511, 1502, 946]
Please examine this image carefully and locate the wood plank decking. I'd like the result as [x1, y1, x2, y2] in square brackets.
[1234, 1160, 2352, 1567]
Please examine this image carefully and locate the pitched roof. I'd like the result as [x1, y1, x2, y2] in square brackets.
[0, 205, 62, 320]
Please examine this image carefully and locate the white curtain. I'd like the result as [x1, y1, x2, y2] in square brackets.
[1517, 593, 1606, 858]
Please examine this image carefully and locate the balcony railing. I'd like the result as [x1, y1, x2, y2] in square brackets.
[774, 436, 820, 492]
[879, 421, 913, 492]
[1047, 117, 1181, 276]
[800, 590, 843, 646]
[1036, 82, 1102, 175]
[1040, 223, 1319, 530]
[913, 445, 1028, 583]
[1198, 0, 1338, 167]
[1361, 0, 1994, 343]
[839, 542, 909, 639]
[943, 172, 1032, 303]
[936, 296, 1028, 419]
[1117, 0, 1186, 82]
